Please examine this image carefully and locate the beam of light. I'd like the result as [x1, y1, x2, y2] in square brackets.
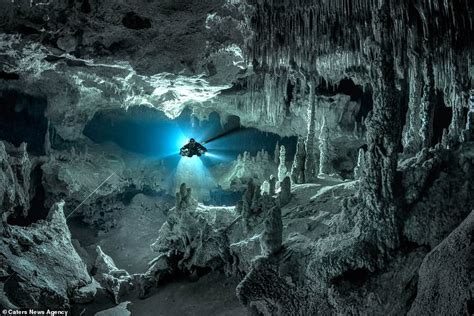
[201, 151, 231, 162]
[149, 125, 193, 161]
[174, 156, 216, 201]
[176, 133, 190, 152]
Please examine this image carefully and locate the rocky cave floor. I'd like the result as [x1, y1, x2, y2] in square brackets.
[68, 171, 353, 315]
[2, 138, 472, 315]
[1, 0, 474, 315]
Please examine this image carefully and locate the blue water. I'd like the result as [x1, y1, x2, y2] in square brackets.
[84, 106, 297, 166]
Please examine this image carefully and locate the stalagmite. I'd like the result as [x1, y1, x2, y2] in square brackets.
[304, 82, 318, 182]
[353, 148, 366, 180]
[241, 181, 255, 231]
[278, 176, 291, 206]
[274, 141, 280, 165]
[261, 205, 282, 256]
[175, 183, 193, 210]
[277, 145, 287, 182]
[291, 136, 306, 184]
[44, 120, 52, 155]
[441, 128, 450, 148]
[251, 185, 261, 211]
[261, 180, 270, 195]
[318, 116, 332, 175]
[1, 0, 473, 314]
[463, 90, 474, 141]
[269, 175, 277, 196]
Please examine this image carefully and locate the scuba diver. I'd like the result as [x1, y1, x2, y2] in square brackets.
[180, 138, 207, 157]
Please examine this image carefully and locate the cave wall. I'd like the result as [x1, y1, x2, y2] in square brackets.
[0, 0, 473, 314]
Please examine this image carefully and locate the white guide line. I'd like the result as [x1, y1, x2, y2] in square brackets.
[65, 171, 117, 219]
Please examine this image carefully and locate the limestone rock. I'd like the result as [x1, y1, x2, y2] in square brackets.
[0, 202, 93, 309]
[261, 206, 283, 256]
[95, 301, 131, 316]
[408, 211, 474, 316]
[290, 136, 306, 184]
[278, 176, 292, 207]
[93, 246, 132, 304]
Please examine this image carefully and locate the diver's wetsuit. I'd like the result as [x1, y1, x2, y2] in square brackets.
[180, 140, 207, 157]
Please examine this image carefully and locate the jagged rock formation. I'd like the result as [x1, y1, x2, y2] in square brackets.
[277, 145, 287, 182]
[408, 210, 474, 316]
[0, 0, 249, 140]
[0, 201, 95, 309]
[402, 143, 474, 248]
[278, 176, 291, 207]
[41, 142, 167, 229]
[0, 141, 31, 227]
[261, 205, 282, 256]
[175, 183, 194, 210]
[95, 301, 131, 316]
[353, 148, 366, 180]
[93, 246, 132, 304]
[151, 183, 237, 274]
[214, 150, 276, 191]
[290, 136, 306, 184]
[0, 0, 473, 314]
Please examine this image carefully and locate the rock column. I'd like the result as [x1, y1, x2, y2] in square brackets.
[304, 82, 318, 182]
[360, 0, 402, 250]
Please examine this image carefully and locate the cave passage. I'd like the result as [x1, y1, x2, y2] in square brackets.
[432, 90, 453, 146]
[83, 106, 297, 166]
[0, 90, 48, 155]
[317, 78, 373, 123]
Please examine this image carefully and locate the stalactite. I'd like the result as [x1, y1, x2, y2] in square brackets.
[245, 0, 473, 139]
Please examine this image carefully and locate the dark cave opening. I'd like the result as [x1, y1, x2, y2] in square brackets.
[432, 91, 453, 146]
[284, 79, 295, 114]
[330, 267, 371, 289]
[81, 0, 92, 13]
[122, 12, 152, 30]
[317, 78, 373, 123]
[0, 71, 20, 80]
[0, 90, 48, 155]
[7, 164, 49, 226]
